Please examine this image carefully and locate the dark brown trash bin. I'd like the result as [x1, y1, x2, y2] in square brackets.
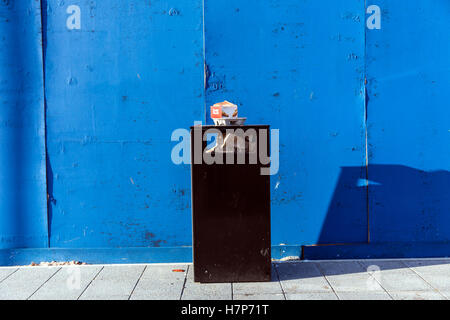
[190, 125, 271, 283]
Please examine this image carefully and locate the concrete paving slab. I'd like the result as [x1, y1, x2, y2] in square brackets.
[406, 273, 450, 291]
[280, 277, 332, 293]
[140, 264, 188, 280]
[358, 260, 434, 292]
[233, 281, 283, 295]
[315, 261, 385, 292]
[79, 278, 134, 300]
[79, 265, 145, 300]
[234, 293, 285, 300]
[0, 267, 60, 300]
[336, 291, 392, 300]
[403, 260, 450, 274]
[0, 268, 18, 283]
[79, 293, 131, 300]
[29, 265, 102, 300]
[390, 291, 446, 300]
[277, 262, 332, 293]
[316, 261, 367, 276]
[182, 268, 231, 300]
[130, 264, 187, 299]
[437, 291, 450, 299]
[130, 282, 183, 300]
[325, 274, 385, 292]
[94, 265, 145, 281]
[286, 292, 338, 300]
[276, 262, 322, 279]
[358, 260, 409, 274]
[182, 282, 232, 300]
[233, 268, 282, 295]
[376, 273, 433, 292]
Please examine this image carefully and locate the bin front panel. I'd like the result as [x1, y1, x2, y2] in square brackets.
[191, 126, 271, 283]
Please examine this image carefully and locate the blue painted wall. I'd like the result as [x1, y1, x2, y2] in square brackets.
[204, 0, 368, 245]
[44, 0, 204, 248]
[366, 1, 450, 243]
[0, 0, 449, 263]
[0, 1, 48, 249]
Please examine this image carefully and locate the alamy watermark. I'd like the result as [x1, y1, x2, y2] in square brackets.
[366, 265, 382, 290]
[66, 266, 81, 290]
[171, 121, 279, 176]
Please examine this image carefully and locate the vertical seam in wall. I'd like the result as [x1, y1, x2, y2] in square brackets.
[39, 0, 50, 248]
[202, 0, 207, 124]
[364, 0, 370, 244]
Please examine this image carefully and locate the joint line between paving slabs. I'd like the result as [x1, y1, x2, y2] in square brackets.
[129, 265, 147, 300]
[356, 261, 393, 300]
[314, 263, 340, 300]
[274, 264, 286, 300]
[231, 282, 233, 300]
[77, 266, 104, 300]
[402, 261, 448, 300]
[0, 268, 19, 284]
[27, 267, 62, 300]
[179, 265, 189, 300]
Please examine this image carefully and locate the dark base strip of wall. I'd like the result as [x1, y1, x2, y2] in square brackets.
[0, 247, 193, 267]
[1, 244, 450, 266]
[302, 242, 450, 260]
[0, 246, 298, 266]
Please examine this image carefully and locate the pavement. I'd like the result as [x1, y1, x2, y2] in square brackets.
[0, 259, 450, 300]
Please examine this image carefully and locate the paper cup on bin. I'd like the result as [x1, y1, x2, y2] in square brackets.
[210, 101, 238, 119]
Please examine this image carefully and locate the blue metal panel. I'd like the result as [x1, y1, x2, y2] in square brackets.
[0, 1, 48, 248]
[44, 1, 204, 247]
[366, 1, 450, 242]
[304, 242, 450, 260]
[204, 0, 367, 245]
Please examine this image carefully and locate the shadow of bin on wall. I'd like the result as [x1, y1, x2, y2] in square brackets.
[190, 125, 271, 283]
